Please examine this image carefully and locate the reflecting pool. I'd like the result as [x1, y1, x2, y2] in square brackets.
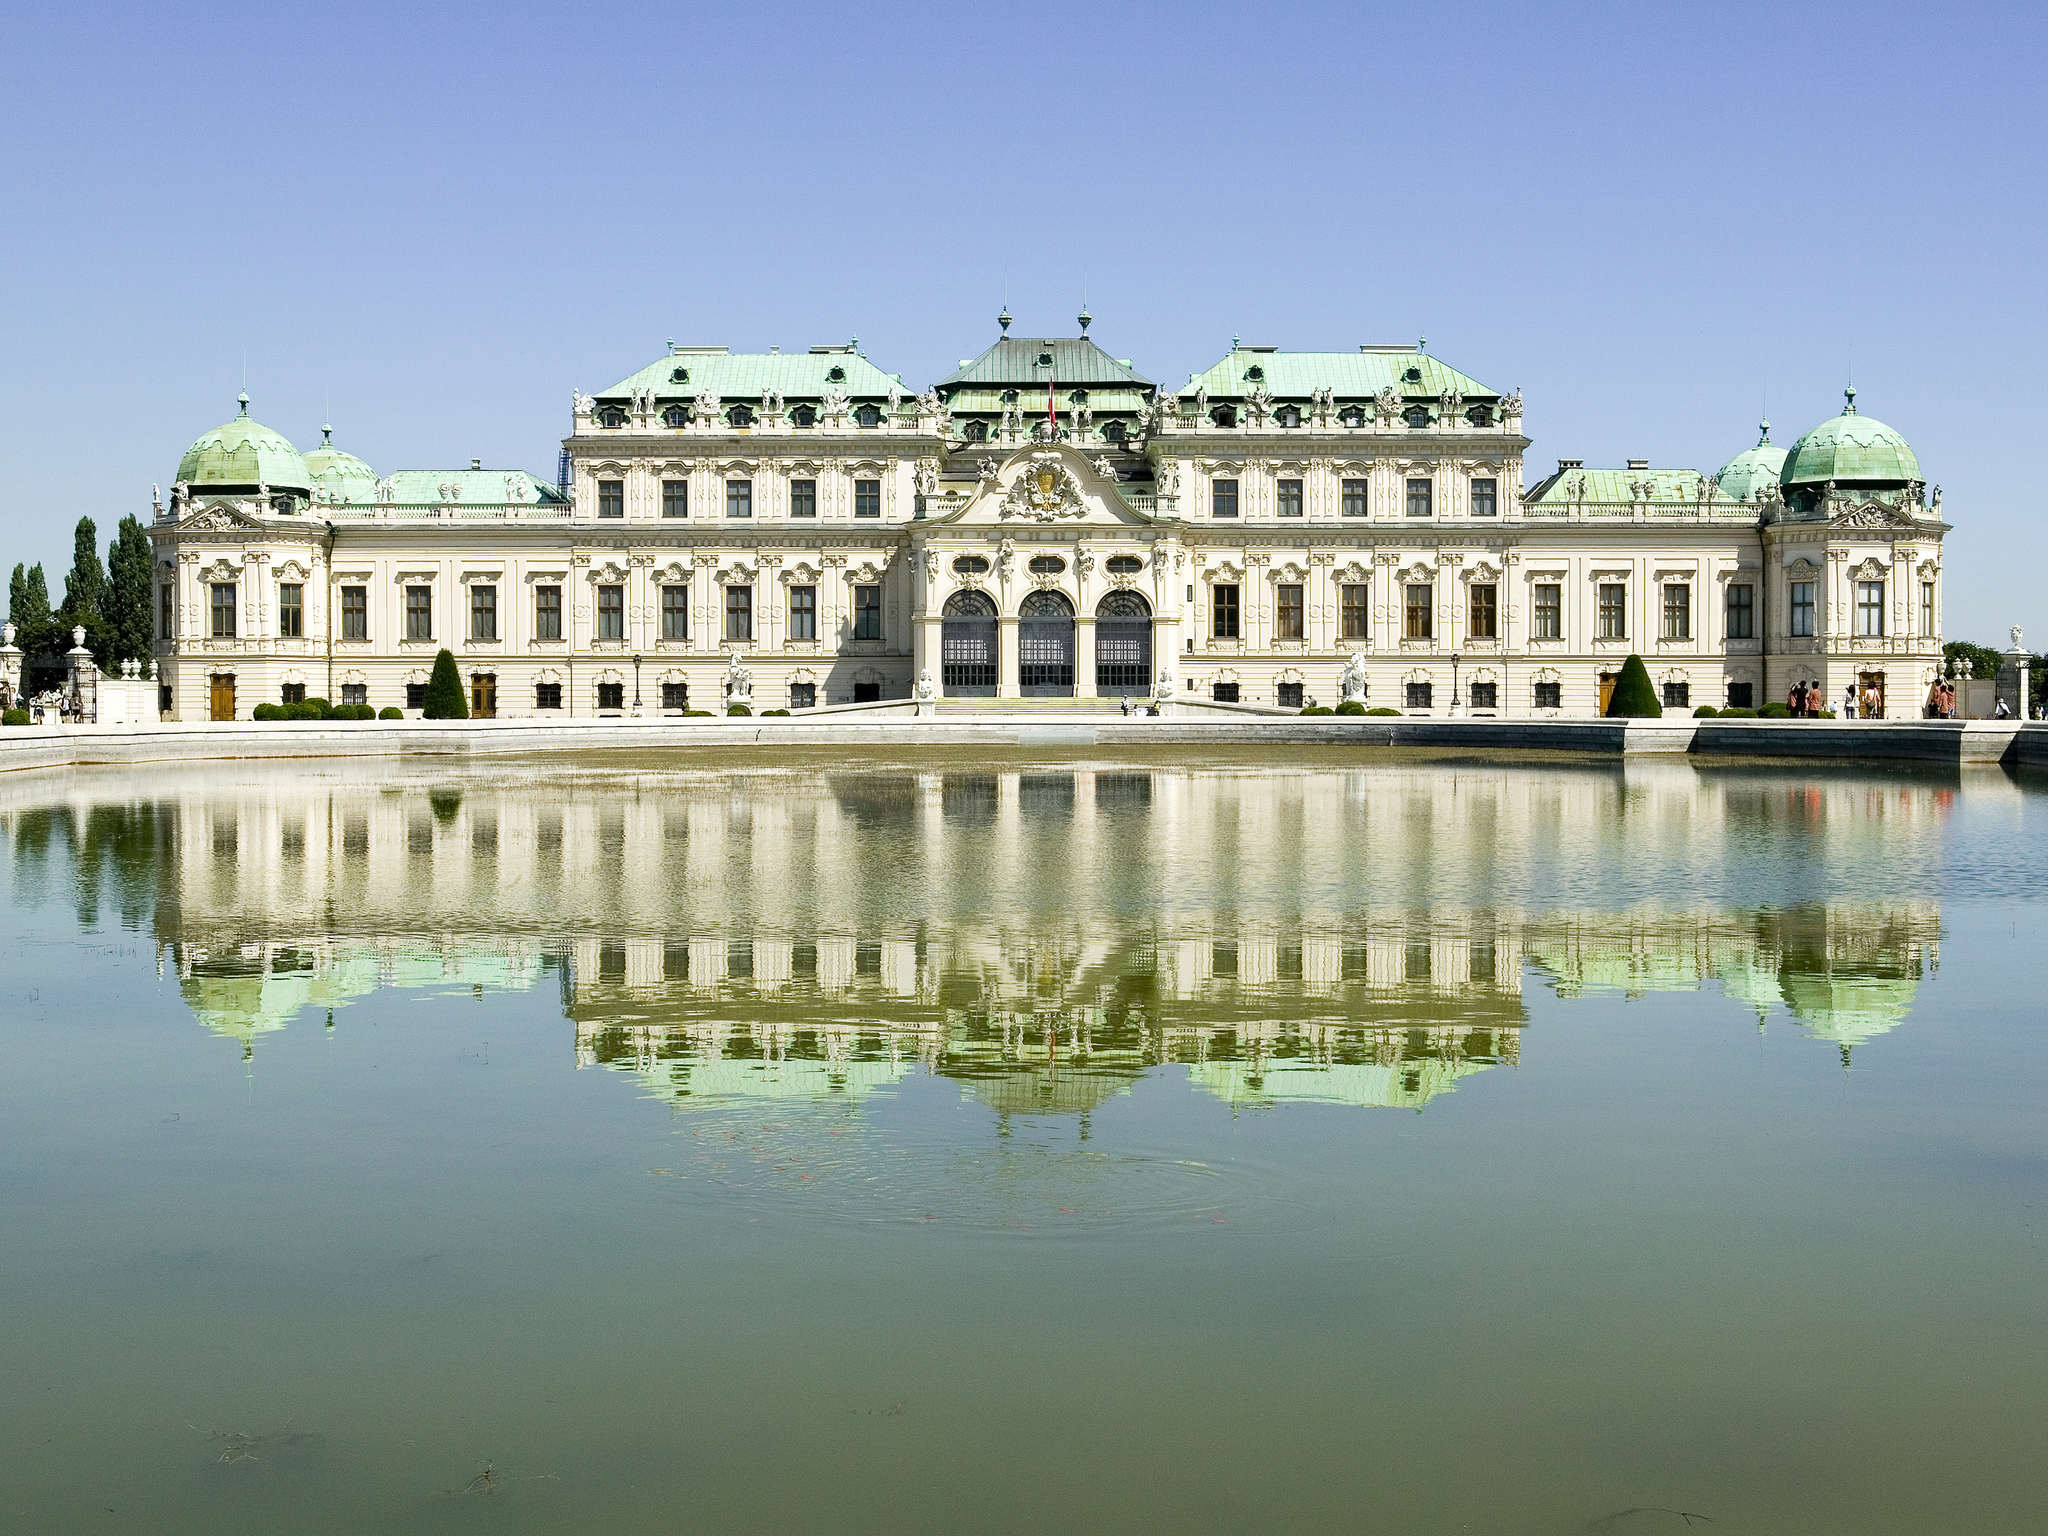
[3, 752, 2044, 1533]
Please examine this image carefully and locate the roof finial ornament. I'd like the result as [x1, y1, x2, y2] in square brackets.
[1758, 417, 1770, 444]
[998, 306, 1012, 333]
[236, 390, 250, 417]
[321, 422, 334, 445]
[1231, 332, 1240, 349]
[1417, 334, 1427, 351]
[1844, 382, 1858, 415]
[1078, 304, 1092, 334]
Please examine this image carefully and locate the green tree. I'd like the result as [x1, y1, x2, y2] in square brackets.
[1942, 640, 2004, 680]
[104, 515, 155, 665]
[1603, 654, 1662, 718]
[422, 648, 469, 718]
[9, 562, 58, 656]
[58, 516, 109, 660]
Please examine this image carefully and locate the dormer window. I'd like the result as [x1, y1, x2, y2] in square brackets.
[270, 493, 296, 516]
[1465, 405, 1494, 428]
[1210, 405, 1237, 427]
[1403, 366, 1423, 383]
[827, 365, 846, 382]
[1274, 405, 1301, 428]
[855, 404, 883, 428]
[790, 404, 816, 427]
[670, 367, 689, 384]
[963, 419, 989, 443]
[661, 405, 688, 429]
[727, 404, 755, 427]
[1069, 388, 1088, 404]
[1036, 352, 1053, 367]
[598, 405, 628, 429]
[1103, 420, 1126, 446]
[1338, 405, 1365, 427]
[1001, 389, 1019, 404]
[1404, 406, 1430, 429]
[1245, 364, 1265, 382]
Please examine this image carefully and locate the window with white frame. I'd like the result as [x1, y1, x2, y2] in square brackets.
[1856, 579, 1885, 637]
[1662, 583, 1691, 641]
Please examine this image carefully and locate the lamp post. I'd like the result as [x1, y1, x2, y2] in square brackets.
[1449, 651, 1463, 717]
[631, 653, 642, 716]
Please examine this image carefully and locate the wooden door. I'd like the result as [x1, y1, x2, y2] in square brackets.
[470, 673, 497, 718]
[1597, 671, 1618, 714]
[1858, 671, 1885, 719]
[209, 673, 236, 721]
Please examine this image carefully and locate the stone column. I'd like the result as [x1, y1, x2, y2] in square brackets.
[66, 627, 98, 721]
[914, 614, 941, 682]
[2000, 632, 2031, 720]
[1075, 614, 1097, 698]
[997, 614, 1019, 698]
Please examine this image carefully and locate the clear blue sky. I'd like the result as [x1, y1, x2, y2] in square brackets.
[4, 0, 2040, 645]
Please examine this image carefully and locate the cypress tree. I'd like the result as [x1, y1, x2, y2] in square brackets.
[59, 516, 109, 660]
[105, 515, 155, 665]
[1603, 653, 1663, 718]
[422, 648, 469, 718]
[11, 562, 57, 656]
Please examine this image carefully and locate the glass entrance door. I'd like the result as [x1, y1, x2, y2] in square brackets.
[1094, 591, 1152, 696]
[940, 589, 998, 696]
[1019, 591, 1076, 696]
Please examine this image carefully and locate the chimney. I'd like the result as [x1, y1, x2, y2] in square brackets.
[471, 458, 482, 470]
[1626, 458, 1649, 470]
[1557, 458, 1583, 472]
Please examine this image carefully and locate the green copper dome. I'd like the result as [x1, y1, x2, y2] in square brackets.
[302, 424, 378, 504]
[1715, 419, 1790, 502]
[1779, 387, 1921, 488]
[174, 393, 312, 491]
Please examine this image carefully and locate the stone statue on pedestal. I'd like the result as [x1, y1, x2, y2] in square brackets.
[1339, 651, 1368, 705]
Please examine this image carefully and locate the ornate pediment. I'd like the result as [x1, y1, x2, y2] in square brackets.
[179, 502, 264, 534]
[1001, 452, 1085, 521]
[935, 444, 1153, 529]
[1830, 502, 1911, 530]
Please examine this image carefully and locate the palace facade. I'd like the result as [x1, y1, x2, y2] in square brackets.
[149, 316, 1949, 718]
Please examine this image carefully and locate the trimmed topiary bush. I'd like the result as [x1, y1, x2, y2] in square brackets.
[1365, 706, 1401, 716]
[1757, 702, 1792, 719]
[422, 649, 468, 719]
[2, 708, 30, 727]
[1602, 654, 1662, 718]
[1693, 705, 1719, 718]
[726, 703, 751, 716]
[761, 707, 790, 716]
[1300, 705, 1333, 716]
[379, 706, 404, 720]
[302, 696, 332, 718]
[284, 700, 322, 721]
[253, 702, 283, 721]
[684, 709, 712, 717]
[1334, 700, 1366, 716]
[1718, 707, 1758, 718]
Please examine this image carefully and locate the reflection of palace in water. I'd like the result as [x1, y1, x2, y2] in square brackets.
[1, 761, 1956, 1102]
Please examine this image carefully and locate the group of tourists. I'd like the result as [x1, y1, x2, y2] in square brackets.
[0, 680, 86, 722]
[1784, 679, 1895, 719]
[1925, 679, 1961, 718]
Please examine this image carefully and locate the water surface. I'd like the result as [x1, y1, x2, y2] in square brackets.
[3, 752, 2044, 1533]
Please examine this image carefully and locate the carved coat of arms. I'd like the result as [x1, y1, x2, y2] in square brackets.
[999, 452, 1084, 522]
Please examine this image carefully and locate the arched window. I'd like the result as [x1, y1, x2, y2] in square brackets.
[1028, 555, 1066, 576]
[951, 555, 990, 576]
[963, 419, 988, 443]
[1103, 420, 1126, 446]
[1098, 590, 1150, 619]
[1465, 405, 1494, 428]
[1404, 406, 1431, 429]
[661, 405, 688, 429]
[727, 404, 755, 427]
[790, 404, 816, 427]
[1105, 555, 1144, 577]
[1338, 405, 1365, 427]
[943, 588, 997, 618]
[1275, 405, 1301, 428]
[855, 404, 882, 428]
[1211, 404, 1237, 427]
[1020, 589, 1074, 617]
[598, 405, 628, 428]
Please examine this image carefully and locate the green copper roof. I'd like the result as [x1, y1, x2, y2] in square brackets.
[1714, 421, 1789, 502]
[598, 347, 909, 400]
[1524, 464, 1744, 507]
[942, 386, 1155, 415]
[303, 425, 378, 502]
[1779, 388, 1920, 487]
[938, 335, 1154, 390]
[1175, 346, 1497, 401]
[375, 469, 565, 505]
[175, 394, 312, 491]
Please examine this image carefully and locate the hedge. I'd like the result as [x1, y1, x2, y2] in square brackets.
[761, 708, 790, 716]
[1718, 707, 1759, 718]
[1300, 705, 1334, 716]
[422, 649, 468, 719]
[1757, 702, 1792, 718]
[1602, 654, 1662, 718]
[1693, 705, 1719, 718]
[1365, 707, 1401, 716]
[2, 708, 28, 727]
[379, 706, 404, 720]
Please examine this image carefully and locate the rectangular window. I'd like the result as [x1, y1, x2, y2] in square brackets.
[789, 681, 816, 710]
[210, 582, 237, 639]
[1662, 681, 1691, 709]
[340, 683, 367, 707]
[1276, 582, 1304, 640]
[1533, 583, 1562, 639]
[1726, 582, 1755, 640]
[281, 682, 305, 705]
[406, 682, 427, 710]
[725, 585, 753, 642]
[853, 584, 882, 641]
[1212, 583, 1241, 639]
[1468, 583, 1498, 640]
[159, 583, 174, 640]
[1471, 681, 1498, 710]
[1406, 478, 1433, 518]
[1662, 583, 1692, 641]
[789, 585, 817, 641]
[597, 682, 624, 711]
[470, 584, 497, 642]
[1920, 581, 1935, 636]
[1341, 478, 1368, 518]
[1534, 680, 1562, 710]
[661, 585, 688, 641]
[1277, 681, 1304, 708]
[1789, 580, 1815, 637]
[661, 682, 688, 711]
[597, 479, 624, 519]
[1856, 580, 1885, 637]
[1340, 583, 1369, 641]
[278, 582, 303, 638]
[534, 584, 562, 641]
[661, 479, 688, 519]
[1727, 682, 1754, 709]
[1211, 478, 1238, 519]
[1276, 478, 1303, 517]
[789, 478, 816, 518]
[406, 584, 432, 641]
[1470, 477, 1498, 518]
[597, 584, 624, 641]
[852, 681, 881, 703]
[1406, 681, 1433, 709]
[1597, 583, 1626, 640]
[854, 479, 881, 518]
[1404, 583, 1433, 640]
[726, 479, 752, 518]
[341, 585, 367, 640]
[1211, 682, 1239, 703]
[535, 681, 562, 710]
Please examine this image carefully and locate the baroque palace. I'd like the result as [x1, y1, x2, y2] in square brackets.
[150, 313, 1949, 718]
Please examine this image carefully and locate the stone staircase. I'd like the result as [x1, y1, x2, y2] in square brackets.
[934, 696, 1138, 715]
